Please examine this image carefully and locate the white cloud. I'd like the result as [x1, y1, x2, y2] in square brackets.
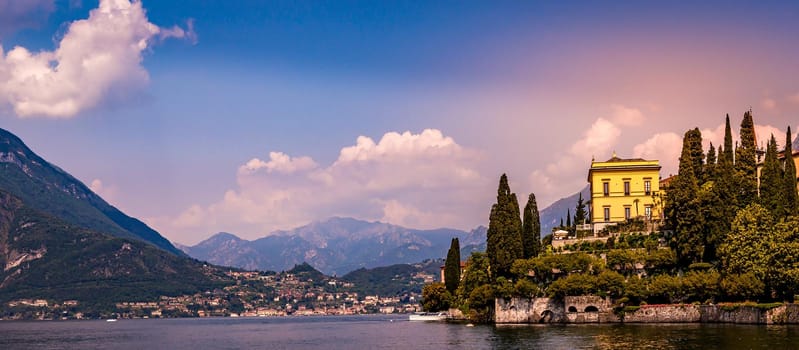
[0, 0, 194, 118]
[241, 152, 317, 174]
[89, 178, 118, 203]
[528, 106, 639, 206]
[147, 129, 490, 243]
[632, 132, 682, 177]
[610, 104, 645, 126]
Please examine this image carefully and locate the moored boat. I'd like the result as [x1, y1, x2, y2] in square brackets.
[408, 312, 448, 321]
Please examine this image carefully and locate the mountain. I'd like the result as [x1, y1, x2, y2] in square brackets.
[341, 259, 442, 296]
[180, 217, 485, 275]
[539, 185, 590, 235]
[0, 128, 182, 255]
[0, 190, 231, 306]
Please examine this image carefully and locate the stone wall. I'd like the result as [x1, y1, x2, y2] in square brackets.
[495, 298, 799, 324]
[495, 297, 565, 324]
[624, 305, 701, 323]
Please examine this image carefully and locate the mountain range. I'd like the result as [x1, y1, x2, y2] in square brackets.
[179, 218, 487, 275]
[178, 186, 589, 275]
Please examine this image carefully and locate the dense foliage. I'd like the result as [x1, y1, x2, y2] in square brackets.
[423, 110, 799, 324]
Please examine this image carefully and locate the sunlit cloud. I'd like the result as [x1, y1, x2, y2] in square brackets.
[0, 0, 195, 118]
[147, 129, 490, 243]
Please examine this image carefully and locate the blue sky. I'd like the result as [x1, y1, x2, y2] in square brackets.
[1, 0, 799, 244]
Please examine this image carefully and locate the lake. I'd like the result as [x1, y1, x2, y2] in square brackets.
[2, 315, 799, 349]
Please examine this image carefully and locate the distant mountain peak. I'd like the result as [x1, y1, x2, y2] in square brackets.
[182, 217, 487, 275]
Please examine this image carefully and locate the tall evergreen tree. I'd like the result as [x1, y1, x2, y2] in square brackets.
[705, 142, 717, 180]
[444, 238, 461, 294]
[784, 127, 798, 216]
[735, 110, 758, 207]
[723, 114, 734, 164]
[760, 135, 784, 218]
[574, 193, 587, 226]
[686, 128, 705, 184]
[666, 129, 704, 266]
[715, 115, 738, 225]
[485, 174, 524, 280]
[521, 193, 541, 259]
[566, 209, 572, 228]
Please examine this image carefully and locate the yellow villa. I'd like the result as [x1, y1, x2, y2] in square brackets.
[587, 154, 662, 234]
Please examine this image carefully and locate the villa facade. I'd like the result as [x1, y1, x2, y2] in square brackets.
[587, 154, 662, 233]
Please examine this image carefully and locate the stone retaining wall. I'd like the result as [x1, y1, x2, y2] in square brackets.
[495, 298, 799, 324]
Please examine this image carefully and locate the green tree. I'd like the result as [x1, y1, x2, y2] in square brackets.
[666, 129, 704, 266]
[421, 283, 451, 312]
[718, 204, 773, 283]
[735, 110, 758, 206]
[566, 209, 572, 228]
[705, 142, 716, 180]
[574, 192, 587, 226]
[444, 238, 461, 294]
[521, 193, 541, 259]
[759, 135, 785, 218]
[711, 115, 738, 246]
[720, 273, 764, 301]
[457, 252, 491, 301]
[686, 128, 705, 184]
[486, 174, 524, 279]
[783, 126, 798, 215]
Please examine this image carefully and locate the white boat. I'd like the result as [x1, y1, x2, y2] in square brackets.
[106, 319, 117, 322]
[408, 312, 448, 321]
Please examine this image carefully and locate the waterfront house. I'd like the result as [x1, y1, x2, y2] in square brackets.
[588, 154, 662, 234]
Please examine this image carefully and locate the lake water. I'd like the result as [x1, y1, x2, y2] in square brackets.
[2, 315, 799, 349]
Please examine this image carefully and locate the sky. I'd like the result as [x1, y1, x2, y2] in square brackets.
[1, 0, 798, 245]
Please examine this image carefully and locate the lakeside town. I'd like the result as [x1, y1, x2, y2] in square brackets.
[2, 265, 434, 320]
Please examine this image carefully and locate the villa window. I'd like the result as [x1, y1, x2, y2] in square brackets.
[603, 182, 609, 196]
[644, 180, 651, 195]
[624, 207, 631, 220]
[603, 207, 610, 222]
[624, 181, 630, 196]
[645, 206, 652, 220]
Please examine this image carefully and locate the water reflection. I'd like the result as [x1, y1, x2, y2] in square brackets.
[1, 316, 799, 349]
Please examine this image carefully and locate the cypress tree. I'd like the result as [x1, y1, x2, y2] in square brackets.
[521, 193, 541, 259]
[784, 127, 798, 216]
[723, 114, 734, 164]
[566, 209, 572, 228]
[705, 142, 717, 180]
[760, 135, 784, 218]
[686, 128, 705, 184]
[574, 192, 587, 229]
[666, 129, 704, 266]
[486, 174, 524, 280]
[444, 238, 461, 294]
[735, 110, 758, 206]
[716, 115, 738, 225]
